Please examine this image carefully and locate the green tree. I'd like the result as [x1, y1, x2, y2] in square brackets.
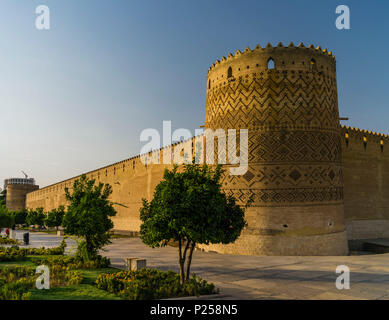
[62, 175, 116, 260]
[0, 189, 6, 206]
[0, 204, 14, 228]
[26, 208, 46, 227]
[140, 163, 248, 285]
[45, 206, 65, 231]
[12, 208, 28, 225]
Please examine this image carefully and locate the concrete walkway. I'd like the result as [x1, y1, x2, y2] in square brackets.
[104, 238, 389, 300]
[5, 231, 389, 300]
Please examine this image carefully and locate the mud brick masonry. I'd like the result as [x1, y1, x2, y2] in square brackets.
[14, 42, 389, 255]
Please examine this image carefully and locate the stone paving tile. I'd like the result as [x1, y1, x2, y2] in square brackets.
[231, 278, 299, 291]
[291, 279, 336, 291]
[273, 263, 313, 271]
[350, 272, 389, 283]
[363, 274, 389, 284]
[308, 292, 366, 300]
[270, 282, 326, 299]
[210, 281, 273, 300]
[348, 282, 389, 297]
[273, 270, 330, 280]
[365, 265, 389, 273]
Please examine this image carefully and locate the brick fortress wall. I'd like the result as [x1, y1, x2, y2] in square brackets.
[25, 43, 389, 255]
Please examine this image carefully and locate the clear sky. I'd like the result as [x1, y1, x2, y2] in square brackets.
[0, 0, 388, 187]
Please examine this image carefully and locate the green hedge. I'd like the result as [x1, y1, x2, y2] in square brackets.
[96, 268, 218, 300]
[0, 240, 67, 262]
[0, 236, 19, 245]
[0, 247, 27, 262]
[31, 255, 110, 269]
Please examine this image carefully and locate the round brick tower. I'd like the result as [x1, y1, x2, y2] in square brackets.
[203, 42, 349, 255]
[5, 178, 39, 211]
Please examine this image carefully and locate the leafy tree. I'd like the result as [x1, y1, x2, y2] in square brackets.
[45, 205, 65, 230]
[62, 175, 116, 260]
[0, 204, 14, 228]
[0, 189, 6, 206]
[26, 208, 46, 227]
[140, 163, 248, 285]
[12, 208, 28, 225]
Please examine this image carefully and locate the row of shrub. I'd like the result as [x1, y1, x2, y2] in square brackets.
[0, 239, 67, 262]
[0, 247, 27, 262]
[31, 255, 110, 269]
[95, 268, 218, 300]
[0, 235, 19, 245]
[0, 265, 83, 300]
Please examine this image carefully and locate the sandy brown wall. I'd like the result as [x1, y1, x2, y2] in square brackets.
[341, 126, 389, 239]
[25, 145, 189, 232]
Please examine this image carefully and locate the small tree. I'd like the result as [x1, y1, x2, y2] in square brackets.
[26, 208, 46, 228]
[62, 175, 116, 260]
[140, 163, 247, 284]
[12, 208, 28, 225]
[0, 204, 14, 229]
[45, 206, 65, 231]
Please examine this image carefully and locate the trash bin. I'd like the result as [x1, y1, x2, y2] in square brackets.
[23, 232, 29, 245]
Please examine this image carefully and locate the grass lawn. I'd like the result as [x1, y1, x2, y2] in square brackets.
[0, 258, 36, 267]
[0, 257, 123, 300]
[29, 268, 122, 300]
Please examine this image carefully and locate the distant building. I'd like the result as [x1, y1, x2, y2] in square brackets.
[4, 178, 36, 190]
[5, 177, 38, 211]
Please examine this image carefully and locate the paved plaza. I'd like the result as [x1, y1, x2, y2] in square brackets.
[5, 231, 389, 300]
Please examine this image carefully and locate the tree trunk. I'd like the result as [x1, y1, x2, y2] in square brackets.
[178, 239, 191, 285]
[178, 239, 185, 285]
[185, 242, 196, 281]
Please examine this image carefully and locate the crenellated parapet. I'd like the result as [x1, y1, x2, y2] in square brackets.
[207, 42, 336, 92]
[341, 125, 388, 153]
[205, 42, 339, 132]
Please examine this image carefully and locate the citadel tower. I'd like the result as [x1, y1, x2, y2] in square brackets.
[203, 42, 349, 255]
[5, 177, 39, 211]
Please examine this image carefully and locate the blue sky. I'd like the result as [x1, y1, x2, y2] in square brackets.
[0, 0, 388, 187]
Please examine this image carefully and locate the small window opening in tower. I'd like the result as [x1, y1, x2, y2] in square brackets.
[227, 67, 233, 78]
[208, 80, 211, 89]
[363, 136, 367, 151]
[345, 132, 349, 147]
[380, 139, 384, 153]
[310, 58, 316, 71]
[267, 58, 275, 69]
